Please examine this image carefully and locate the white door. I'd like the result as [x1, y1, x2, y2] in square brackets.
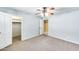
[0, 12, 12, 49]
[40, 20, 44, 35]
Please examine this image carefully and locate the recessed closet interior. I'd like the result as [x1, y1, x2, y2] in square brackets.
[12, 16, 22, 43]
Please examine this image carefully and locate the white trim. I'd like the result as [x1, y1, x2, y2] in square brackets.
[0, 42, 12, 49]
[48, 33, 79, 45]
[22, 34, 40, 41]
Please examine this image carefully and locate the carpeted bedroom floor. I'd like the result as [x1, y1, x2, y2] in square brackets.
[1, 35, 79, 51]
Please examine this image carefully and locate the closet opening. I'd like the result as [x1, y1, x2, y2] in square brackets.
[44, 20, 48, 35]
[12, 16, 22, 43]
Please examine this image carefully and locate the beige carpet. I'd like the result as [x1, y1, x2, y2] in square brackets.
[1, 35, 79, 51]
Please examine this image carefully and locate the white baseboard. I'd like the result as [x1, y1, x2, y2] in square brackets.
[22, 34, 40, 41]
[0, 41, 12, 50]
[48, 34, 79, 45]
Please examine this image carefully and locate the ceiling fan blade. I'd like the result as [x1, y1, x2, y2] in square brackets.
[37, 9, 41, 11]
[35, 13, 40, 15]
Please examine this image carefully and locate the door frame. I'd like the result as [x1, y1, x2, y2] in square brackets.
[40, 20, 44, 35]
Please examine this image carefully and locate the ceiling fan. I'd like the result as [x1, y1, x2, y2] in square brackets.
[35, 7, 55, 17]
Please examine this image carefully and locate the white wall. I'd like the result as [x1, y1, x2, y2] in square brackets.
[21, 14, 40, 40]
[48, 10, 79, 44]
[12, 22, 21, 37]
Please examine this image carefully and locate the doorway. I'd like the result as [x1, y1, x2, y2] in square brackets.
[44, 20, 48, 34]
[12, 16, 22, 43]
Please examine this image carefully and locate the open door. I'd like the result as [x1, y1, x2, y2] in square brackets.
[40, 20, 44, 35]
[0, 12, 12, 49]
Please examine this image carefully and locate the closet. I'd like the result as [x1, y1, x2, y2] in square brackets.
[40, 20, 48, 35]
[0, 12, 22, 49]
[12, 16, 22, 43]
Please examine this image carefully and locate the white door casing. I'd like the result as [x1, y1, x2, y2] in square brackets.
[40, 20, 44, 35]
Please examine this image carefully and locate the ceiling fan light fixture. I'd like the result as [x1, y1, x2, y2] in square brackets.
[51, 7, 55, 10]
[36, 7, 55, 17]
[40, 13, 44, 17]
[43, 7, 47, 9]
[51, 13, 54, 15]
